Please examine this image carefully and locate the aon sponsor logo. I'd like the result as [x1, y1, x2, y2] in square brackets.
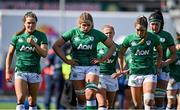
[20, 45, 35, 51]
[77, 44, 92, 50]
[135, 50, 149, 56]
[105, 59, 114, 63]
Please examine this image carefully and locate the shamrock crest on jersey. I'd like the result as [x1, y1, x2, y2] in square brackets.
[99, 48, 105, 54]
[74, 36, 80, 42]
[131, 41, 137, 46]
[146, 40, 151, 45]
[18, 38, 23, 43]
[160, 37, 165, 43]
[89, 36, 94, 41]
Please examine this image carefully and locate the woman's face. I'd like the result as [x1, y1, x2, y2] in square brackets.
[135, 24, 147, 38]
[24, 17, 37, 33]
[102, 27, 115, 39]
[80, 22, 92, 33]
[149, 22, 161, 33]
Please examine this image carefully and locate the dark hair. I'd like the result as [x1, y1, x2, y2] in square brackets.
[149, 10, 164, 31]
[16, 11, 38, 35]
[135, 16, 148, 29]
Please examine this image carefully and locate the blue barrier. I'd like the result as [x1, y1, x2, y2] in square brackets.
[0, 70, 2, 89]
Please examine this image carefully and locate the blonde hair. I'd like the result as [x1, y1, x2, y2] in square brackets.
[77, 12, 94, 28]
[101, 24, 115, 33]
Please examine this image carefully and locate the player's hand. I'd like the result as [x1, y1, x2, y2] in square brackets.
[169, 78, 176, 85]
[5, 71, 13, 82]
[161, 61, 168, 67]
[111, 72, 121, 79]
[111, 70, 129, 79]
[91, 58, 103, 64]
[91, 58, 101, 64]
[27, 36, 36, 46]
[66, 59, 79, 66]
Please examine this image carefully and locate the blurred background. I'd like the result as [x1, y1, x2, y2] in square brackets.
[0, 0, 179, 109]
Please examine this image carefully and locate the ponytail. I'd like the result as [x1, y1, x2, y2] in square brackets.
[16, 27, 25, 36]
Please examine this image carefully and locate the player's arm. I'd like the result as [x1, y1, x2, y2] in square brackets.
[101, 37, 116, 62]
[5, 45, 15, 82]
[34, 43, 48, 58]
[155, 44, 163, 74]
[53, 37, 78, 65]
[27, 37, 48, 58]
[119, 46, 127, 72]
[162, 45, 177, 66]
[92, 37, 115, 64]
[111, 46, 128, 79]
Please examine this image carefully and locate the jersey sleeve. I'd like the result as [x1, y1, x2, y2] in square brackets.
[115, 43, 121, 56]
[153, 34, 161, 47]
[125, 54, 132, 68]
[99, 31, 108, 42]
[115, 43, 121, 51]
[10, 35, 17, 46]
[166, 32, 175, 46]
[41, 33, 48, 44]
[62, 29, 74, 42]
[122, 35, 130, 48]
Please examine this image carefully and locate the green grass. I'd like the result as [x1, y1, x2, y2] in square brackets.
[0, 102, 16, 109]
[0, 102, 55, 110]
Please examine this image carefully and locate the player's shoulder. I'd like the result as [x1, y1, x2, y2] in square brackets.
[35, 30, 46, 35]
[161, 30, 172, 35]
[147, 31, 159, 39]
[91, 28, 104, 35]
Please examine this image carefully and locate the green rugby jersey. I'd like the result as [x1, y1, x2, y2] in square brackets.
[150, 30, 175, 72]
[122, 32, 160, 75]
[97, 42, 120, 75]
[125, 53, 132, 69]
[124, 53, 132, 78]
[11, 30, 48, 73]
[167, 49, 180, 82]
[62, 27, 107, 66]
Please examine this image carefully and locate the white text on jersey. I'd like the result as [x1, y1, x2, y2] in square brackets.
[135, 50, 149, 56]
[77, 44, 93, 50]
[20, 45, 35, 52]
